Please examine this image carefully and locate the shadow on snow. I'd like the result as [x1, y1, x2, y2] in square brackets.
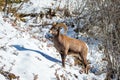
[12, 45, 61, 63]
[12, 45, 98, 73]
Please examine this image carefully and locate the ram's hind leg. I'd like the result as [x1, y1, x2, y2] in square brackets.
[79, 52, 88, 74]
[83, 57, 89, 74]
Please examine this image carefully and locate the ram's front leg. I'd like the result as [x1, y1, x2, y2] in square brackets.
[61, 50, 68, 67]
[60, 53, 66, 67]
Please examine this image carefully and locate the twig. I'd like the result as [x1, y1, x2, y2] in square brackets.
[3, 0, 8, 12]
[12, 1, 25, 16]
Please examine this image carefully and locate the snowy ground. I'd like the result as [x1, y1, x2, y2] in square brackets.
[0, 0, 107, 80]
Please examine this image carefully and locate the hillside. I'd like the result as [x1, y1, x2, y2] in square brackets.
[0, 0, 110, 80]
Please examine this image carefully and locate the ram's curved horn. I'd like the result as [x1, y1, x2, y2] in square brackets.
[52, 22, 68, 34]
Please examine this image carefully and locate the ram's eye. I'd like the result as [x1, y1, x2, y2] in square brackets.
[54, 28, 58, 30]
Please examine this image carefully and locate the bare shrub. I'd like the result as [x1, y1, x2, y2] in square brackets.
[74, 0, 120, 79]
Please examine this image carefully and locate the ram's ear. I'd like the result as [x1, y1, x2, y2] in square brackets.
[52, 22, 57, 27]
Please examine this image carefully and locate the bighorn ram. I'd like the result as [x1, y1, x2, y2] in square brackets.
[47, 23, 89, 73]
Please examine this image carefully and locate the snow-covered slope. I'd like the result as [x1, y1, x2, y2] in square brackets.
[0, 0, 107, 80]
[0, 13, 106, 80]
[0, 13, 58, 80]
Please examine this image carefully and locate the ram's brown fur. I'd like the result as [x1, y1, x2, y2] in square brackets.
[49, 23, 89, 73]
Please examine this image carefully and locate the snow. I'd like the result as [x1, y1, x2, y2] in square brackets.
[0, 0, 107, 80]
[0, 74, 6, 80]
[17, 0, 55, 14]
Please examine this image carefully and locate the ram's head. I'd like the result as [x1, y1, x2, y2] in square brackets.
[49, 22, 68, 36]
